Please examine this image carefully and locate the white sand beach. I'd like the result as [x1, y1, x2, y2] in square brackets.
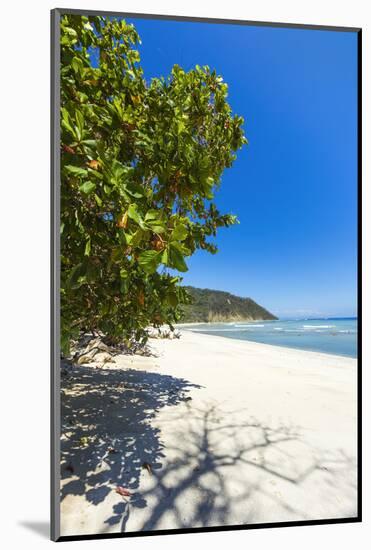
[60, 331, 357, 537]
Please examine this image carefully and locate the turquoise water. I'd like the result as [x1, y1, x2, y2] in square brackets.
[180, 318, 357, 358]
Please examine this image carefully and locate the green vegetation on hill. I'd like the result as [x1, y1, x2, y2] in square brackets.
[180, 286, 278, 323]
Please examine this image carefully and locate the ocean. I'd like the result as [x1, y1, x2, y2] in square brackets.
[179, 318, 357, 358]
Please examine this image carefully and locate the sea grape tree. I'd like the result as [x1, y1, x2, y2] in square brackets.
[60, 14, 247, 354]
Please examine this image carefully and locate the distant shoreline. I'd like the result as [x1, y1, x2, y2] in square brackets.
[175, 318, 357, 359]
[175, 319, 271, 327]
[181, 326, 356, 359]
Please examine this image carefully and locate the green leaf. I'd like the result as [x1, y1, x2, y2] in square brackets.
[138, 250, 162, 273]
[64, 26, 77, 37]
[127, 204, 140, 223]
[61, 109, 75, 135]
[125, 233, 133, 245]
[61, 120, 76, 138]
[71, 56, 84, 74]
[79, 181, 96, 195]
[145, 210, 160, 221]
[161, 249, 169, 265]
[147, 223, 165, 234]
[67, 263, 86, 289]
[81, 139, 98, 148]
[167, 292, 178, 307]
[110, 247, 122, 263]
[171, 241, 191, 255]
[146, 217, 165, 233]
[169, 245, 188, 272]
[171, 223, 188, 242]
[64, 165, 88, 177]
[130, 228, 148, 246]
[94, 194, 102, 207]
[127, 204, 146, 228]
[75, 110, 84, 135]
[125, 184, 144, 199]
[84, 237, 91, 256]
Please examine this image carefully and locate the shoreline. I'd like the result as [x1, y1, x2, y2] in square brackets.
[178, 327, 357, 360]
[174, 323, 358, 361]
[61, 330, 357, 536]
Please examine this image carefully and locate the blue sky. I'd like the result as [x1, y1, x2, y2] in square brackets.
[126, 17, 358, 318]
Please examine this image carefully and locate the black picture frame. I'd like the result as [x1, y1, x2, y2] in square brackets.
[51, 8, 362, 542]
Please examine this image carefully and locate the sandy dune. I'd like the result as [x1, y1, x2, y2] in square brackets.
[60, 331, 357, 536]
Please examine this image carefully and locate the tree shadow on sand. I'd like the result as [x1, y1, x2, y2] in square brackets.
[60, 365, 201, 529]
[61, 372, 357, 534]
[105, 403, 357, 531]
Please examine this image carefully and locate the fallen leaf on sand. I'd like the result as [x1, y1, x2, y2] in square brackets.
[115, 486, 132, 497]
[65, 463, 74, 474]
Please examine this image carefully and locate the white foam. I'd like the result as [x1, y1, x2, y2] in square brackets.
[235, 324, 264, 328]
[303, 325, 335, 329]
[190, 328, 246, 332]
